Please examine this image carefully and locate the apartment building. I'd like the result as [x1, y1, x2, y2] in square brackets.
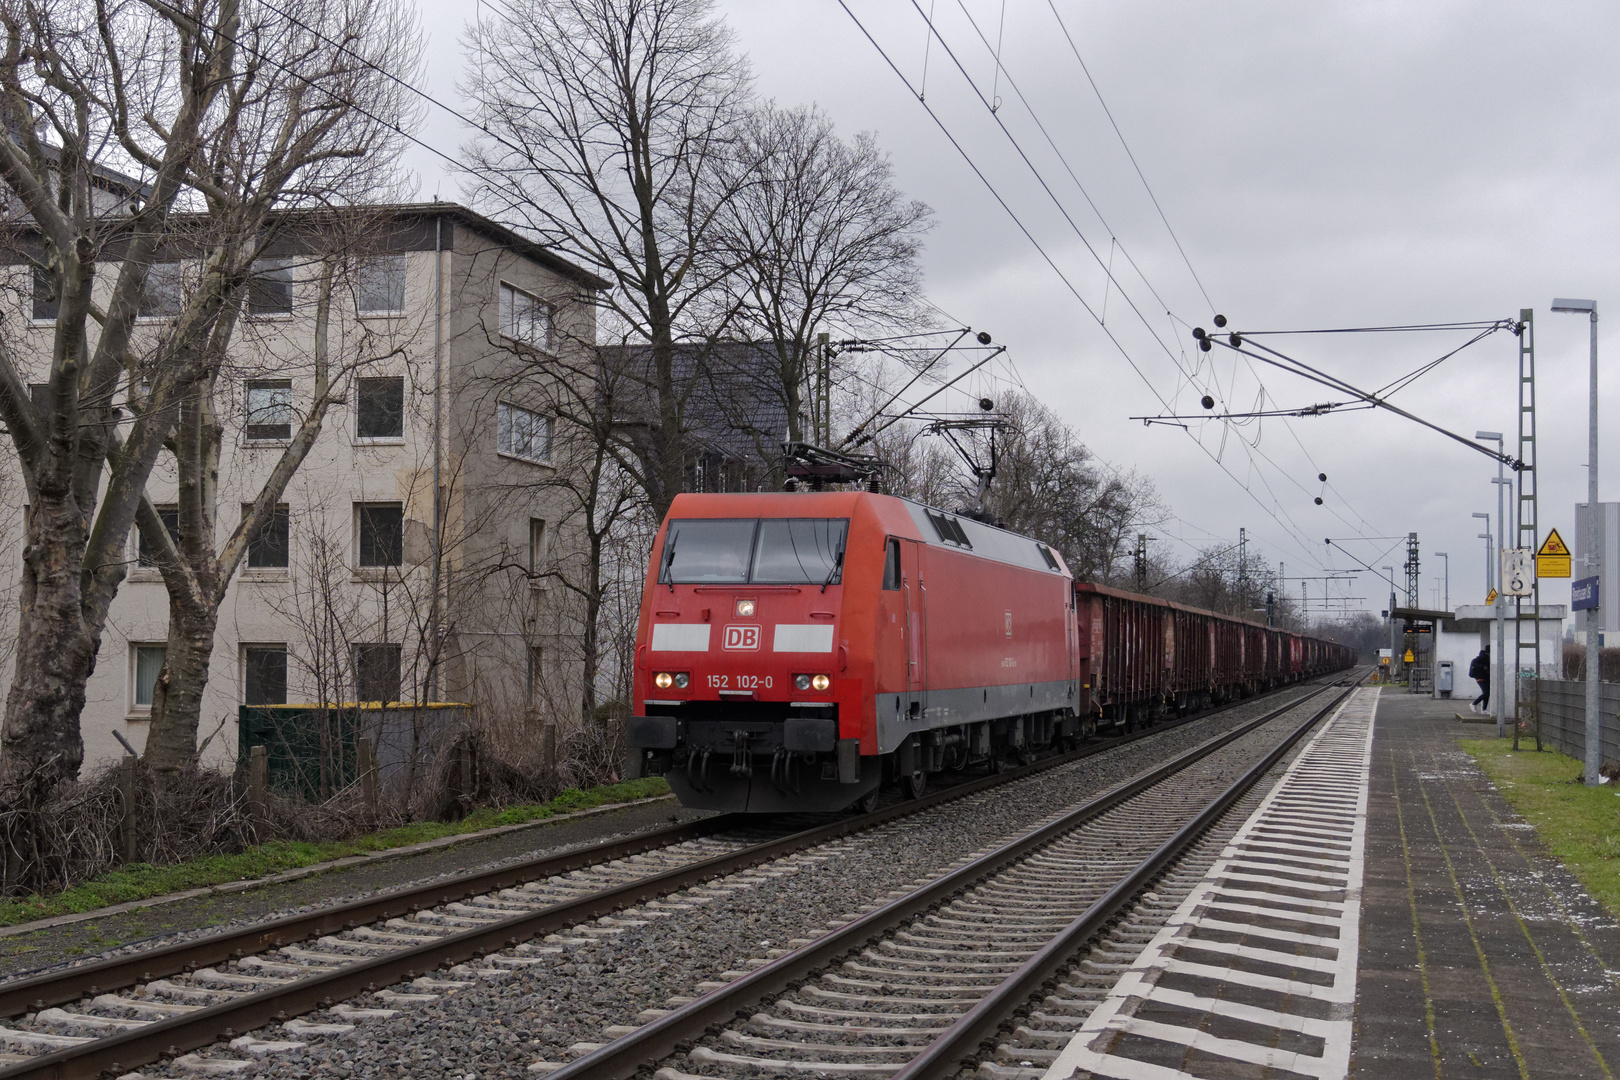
[2, 202, 605, 771]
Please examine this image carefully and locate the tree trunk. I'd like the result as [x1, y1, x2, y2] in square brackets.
[580, 530, 604, 725]
[0, 495, 99, 794]
[143, 597, 220, 774]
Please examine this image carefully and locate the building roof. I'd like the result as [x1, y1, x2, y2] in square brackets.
[0, 198, 611, 291]
[601, 341, 790, 470]
[367, 202, 610, 290]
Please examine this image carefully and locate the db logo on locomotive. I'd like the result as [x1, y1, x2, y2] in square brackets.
[722, 625, 761, 650]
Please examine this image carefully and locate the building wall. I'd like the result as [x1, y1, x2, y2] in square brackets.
[0, 206, 598, 773]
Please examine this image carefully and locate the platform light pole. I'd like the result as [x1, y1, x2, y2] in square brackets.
[1477, 434, 1509, 737]
[1552, 298, 1600, 784]
[1384, 565, 1398, 680]
[1474, 512, 1493, 592]
[1474, 513, 1496, 724]
[1436, 552, 1449, 611]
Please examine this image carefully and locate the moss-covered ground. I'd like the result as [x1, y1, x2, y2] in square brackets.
[1458, 737, 1620, 917]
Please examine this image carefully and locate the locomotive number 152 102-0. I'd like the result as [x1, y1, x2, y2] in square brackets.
[706, 674, 774, 689]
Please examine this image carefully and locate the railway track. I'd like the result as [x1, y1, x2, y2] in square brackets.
[0, 673, 1353, 1079]
[544, 674, 1362, 1080]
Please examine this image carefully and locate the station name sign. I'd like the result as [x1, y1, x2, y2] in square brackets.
[1573, 575, 1600, 612]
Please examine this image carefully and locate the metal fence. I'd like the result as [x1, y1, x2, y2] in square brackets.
[237, 704, 472, 801]
[1529, 679, 1620, 763]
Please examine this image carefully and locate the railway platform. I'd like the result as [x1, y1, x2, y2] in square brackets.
[1039, 686, 1620, 1080]
[1353, 690, 1620, 1079]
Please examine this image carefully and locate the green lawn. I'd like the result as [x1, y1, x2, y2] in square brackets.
[1458, 737, 1620, 916]
[0, 776, 670, 928]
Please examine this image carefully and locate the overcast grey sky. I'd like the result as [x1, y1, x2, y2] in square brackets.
[408, 1, 1620, 621]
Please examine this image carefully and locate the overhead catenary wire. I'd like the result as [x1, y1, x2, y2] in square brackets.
[838, 3, 1353, 576]
[1205, 328, 1521, 468]
[1042, 0, 1216, 314]
[898, 2, 1397, 571]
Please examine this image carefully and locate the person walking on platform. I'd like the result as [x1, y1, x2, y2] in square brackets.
[1469, 647, 1490, 713]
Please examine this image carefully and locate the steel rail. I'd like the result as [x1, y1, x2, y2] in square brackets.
[894, 677, 1361, 1080]
[0, 815, 738, 1020]
[542, 679, 1349, 1080]
[0, 676, 1349, 1080]
[0, 670, 1338, 1020]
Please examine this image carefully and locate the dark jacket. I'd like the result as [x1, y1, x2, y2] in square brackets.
[1468, 653, 1489, 681]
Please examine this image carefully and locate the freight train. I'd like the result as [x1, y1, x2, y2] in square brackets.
[626, 491, 1355, 813]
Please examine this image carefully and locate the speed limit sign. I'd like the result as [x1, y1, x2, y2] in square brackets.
[1501, 548, 1535, 596]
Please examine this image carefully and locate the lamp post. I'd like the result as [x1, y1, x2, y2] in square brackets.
[1474, 512, 1498, 729]
[1477, 434, 1509, 737]
[1552, 297, 1600, 785]
[1385, 565, 1398, 680]
[1436, 552, 1449, 611]
[1474, 512, 1494, 592]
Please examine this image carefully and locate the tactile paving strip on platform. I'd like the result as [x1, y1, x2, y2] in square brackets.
[1040, 686, 1377, 1080]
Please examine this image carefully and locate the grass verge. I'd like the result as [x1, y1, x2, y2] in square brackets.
[0, 776, 671, 929]
[1458, 737, 1620, 917]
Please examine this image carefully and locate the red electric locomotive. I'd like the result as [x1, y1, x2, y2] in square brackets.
[627, 491, 1079, 812]
[628, 492, 1356, 813]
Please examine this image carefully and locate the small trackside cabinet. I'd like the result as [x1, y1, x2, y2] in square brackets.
[1436, 660, 1454, 698]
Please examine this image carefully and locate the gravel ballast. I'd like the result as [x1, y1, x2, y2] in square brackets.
[190, 687, 1343, 1080]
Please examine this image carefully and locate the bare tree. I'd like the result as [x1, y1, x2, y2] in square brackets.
[712, 103, 932, 457]
[464, 0, 752, 521]
[517, 359, 646, 724]
[139, 234, 413, 773]
[0, 0, 407, 799]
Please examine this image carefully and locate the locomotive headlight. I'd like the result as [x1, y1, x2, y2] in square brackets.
[811, 674, 831, 691]
[673, 672, 689, 689]
[794, 674, 812, 691]
[654, 672, 674, 689]
[736, 599, 756, 617]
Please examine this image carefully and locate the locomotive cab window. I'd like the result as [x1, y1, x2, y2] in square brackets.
[659, 518, 848, 585]
[882, 538, 902, 590]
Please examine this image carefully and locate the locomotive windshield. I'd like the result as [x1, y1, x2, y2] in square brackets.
[660, 518, 848, 585]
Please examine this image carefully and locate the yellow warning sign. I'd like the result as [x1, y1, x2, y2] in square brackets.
[1485, 588, 1498, 604]
[1404, 649, 1415, 663]
[1537, 528, 1572, 578]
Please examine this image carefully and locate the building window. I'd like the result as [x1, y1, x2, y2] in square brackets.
[353, 643, 402, 704]
[133, 644, 166, 709]
[497, 401, 551, 463]
[500, 283, 552, 349]
[243, 645, 288, 705]
[529, 518, 547, 575]
[356, 376, 404, 439]
[248, 258, 294, 316]
[32, 265, 57, 322]
[139, 262, 187, 319]
[245, 504, 290, 568]
[526, 645, 542, 705]
[138, 507, 181, 568]
[356, 255, 406, 315]
[245, 379, 294, 441]
[357, 503, 404, 567]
